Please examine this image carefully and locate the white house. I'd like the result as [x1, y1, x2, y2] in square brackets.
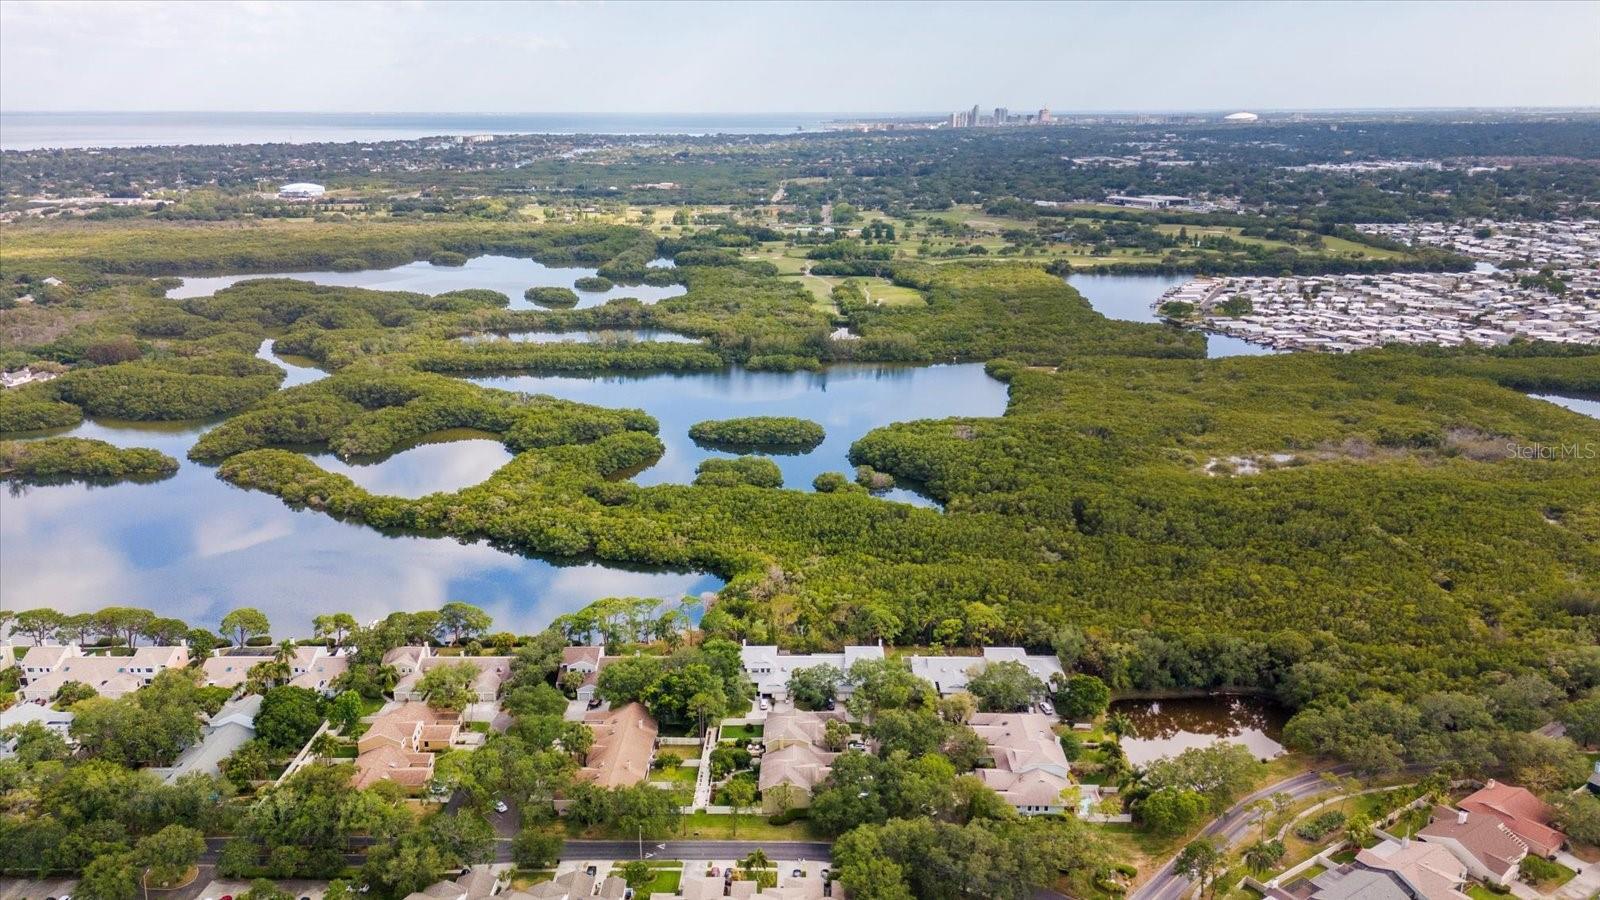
[0, 702, 76, 756]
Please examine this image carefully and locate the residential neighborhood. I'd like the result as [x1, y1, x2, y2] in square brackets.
[1, 601, 1595, 900]
[1154, 219, 1600, 352]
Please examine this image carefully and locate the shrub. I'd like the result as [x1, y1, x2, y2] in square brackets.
[429, 251, 469, 267]
[330, 257, 368, 272]
[574, 275, 614, 292]
[854, 464, 895, 491]
[768, 807, 810, 825]
[435, 289, 509, 307]
[694, 456, 783, 488]
[812, 471, 865, 493]
[1295, 810, 1347, 842]
[689, 416, 825, 452]
[526, 286, 580, 307]
[0, 437, 178, 483]
[1519, 855, 1567, 885]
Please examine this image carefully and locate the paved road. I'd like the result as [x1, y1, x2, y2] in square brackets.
[1131, 766, 1356, 900]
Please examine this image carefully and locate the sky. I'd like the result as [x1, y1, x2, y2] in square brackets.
[1, 0, 1596, 113]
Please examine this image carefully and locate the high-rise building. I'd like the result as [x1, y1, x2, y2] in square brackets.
[995, 107, 1009, 125]
[1038, 107, 1052, 125]
[970, 105, 980, 127]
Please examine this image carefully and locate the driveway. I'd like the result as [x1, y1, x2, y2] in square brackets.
[1554, 850, 1599, 900]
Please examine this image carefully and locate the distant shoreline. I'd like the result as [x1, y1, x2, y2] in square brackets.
[0, 110, 868, 150]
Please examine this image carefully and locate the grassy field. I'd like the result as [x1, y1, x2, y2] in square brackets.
[675, 811, 813, 841]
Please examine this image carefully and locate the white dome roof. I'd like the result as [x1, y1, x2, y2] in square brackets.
[1223, 112, 1259, 122]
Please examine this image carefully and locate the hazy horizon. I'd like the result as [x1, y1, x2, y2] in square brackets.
[3, 1, 1596, 114]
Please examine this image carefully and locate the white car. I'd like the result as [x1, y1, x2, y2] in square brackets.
[758, 698, 770, 711]
[494, 800, 508, 813]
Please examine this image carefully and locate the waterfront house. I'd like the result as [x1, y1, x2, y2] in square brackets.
[968, 711, 1072, 815]
[18, 644, 189, 702]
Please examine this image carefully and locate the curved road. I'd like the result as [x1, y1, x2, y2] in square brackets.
[1132, 766, 1355, 900]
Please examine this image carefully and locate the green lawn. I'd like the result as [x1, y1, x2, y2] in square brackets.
[611, 862, 684, 895]
[1521, 859, 1577, 891]
[1291, 863, 1326, 882]
[650, 762, 699, 786]
[1465, 885, 1505, 900]
[720, 724, 763, 741]
[676, 811, 814, 841]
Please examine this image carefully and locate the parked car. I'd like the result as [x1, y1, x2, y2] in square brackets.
[1040, 700, 1055, 716]
[792, 868, 805, 877]
[758, 698, 770, 711]
[494, 800, 508, 813]
[708, 867, 721, 877]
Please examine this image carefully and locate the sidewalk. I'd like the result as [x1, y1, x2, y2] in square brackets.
[691, 724, 719, 810]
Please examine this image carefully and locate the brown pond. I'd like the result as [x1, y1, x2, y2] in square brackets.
[1110, 695, 1289, 766]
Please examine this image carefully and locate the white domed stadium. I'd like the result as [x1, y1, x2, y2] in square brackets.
[278, 182, 326, 199]
[1223, 111, 1260, 123]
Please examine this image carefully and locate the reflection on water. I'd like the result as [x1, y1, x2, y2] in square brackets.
[1529, 393, 1600, 420]
[467, 363, 1010, 506]
[255, 339, 328, 387]
[1066, 273, 1187, 324]
[308, 430, 514, 498]
[0, 417, 722, 635]
[458, 329, 699, 345]
[168, 255, 686, 309]
[1203, 333, 1282, 358]
[1111, 695, 1288, 766]
[1066, 272, 1282, 359]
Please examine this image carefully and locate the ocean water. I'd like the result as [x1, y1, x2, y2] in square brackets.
[0, 111, 855, 150]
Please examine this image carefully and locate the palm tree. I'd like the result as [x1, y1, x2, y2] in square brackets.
[1244, 840, 1285, 876]
[1106, 711, 1134, 740]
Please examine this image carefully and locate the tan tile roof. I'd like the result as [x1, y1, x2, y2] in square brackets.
[1418, 805, 1528, 879]
[578, 701, 658, 788]
[758, 742, 838, 793]
[762, 709, 845, 748]
[562, 645, 604, 668]
[1355, 841, 1470, 900]
[352, 743, 435, 789]
[359, 702, 459, 752]
[968, 712, 1072, 809]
